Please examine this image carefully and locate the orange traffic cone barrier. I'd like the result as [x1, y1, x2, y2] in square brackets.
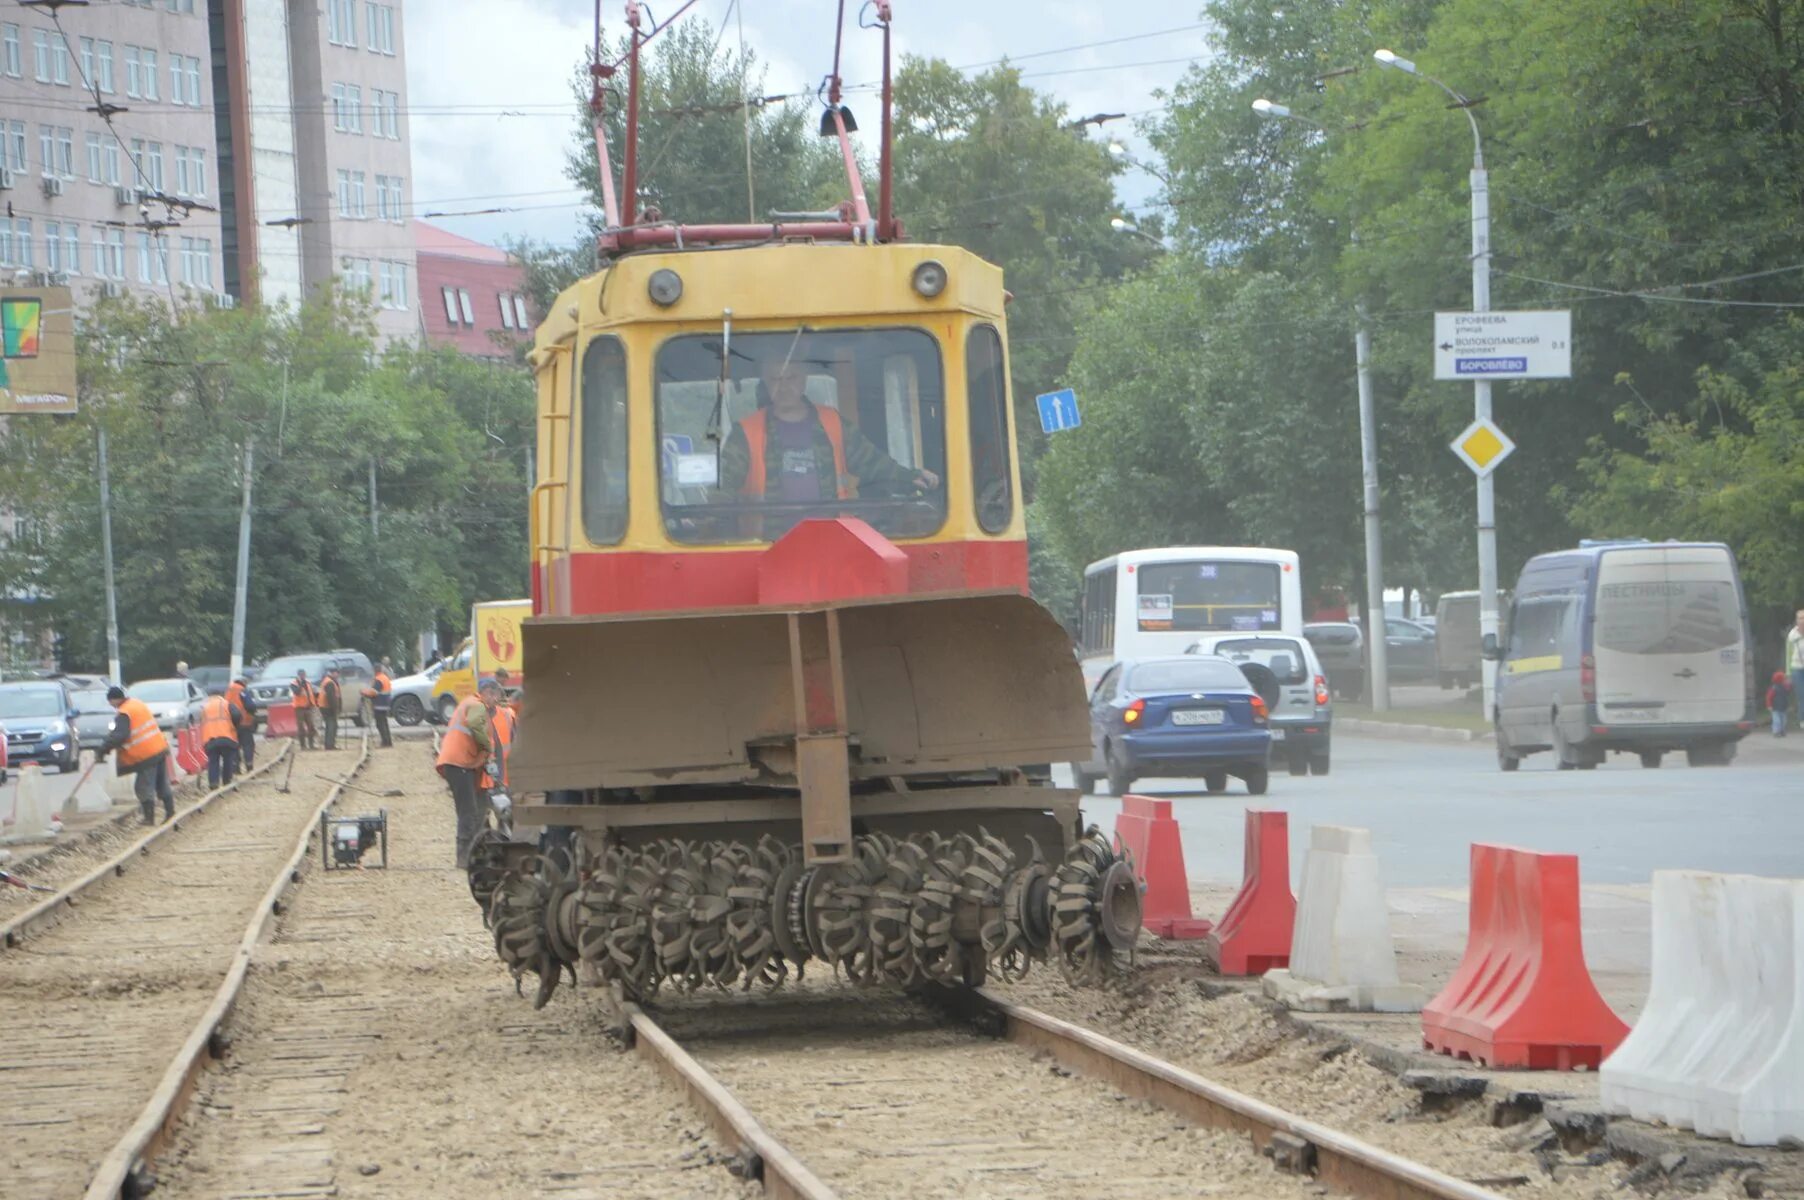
[176, 727, 204, 776]
[1205, 809, 1295, 976]
[1114, 795, 1211, 939]
[1422, 843, 1628, 1070]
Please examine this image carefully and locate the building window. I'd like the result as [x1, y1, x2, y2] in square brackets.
[54, 126, 72, 177]
[331, 83, 347, 131]
[86, 132, 103, 183]
[37, 125, 52, 176]
[124, 46, 140, 98]
[79, 37, 94, 89]
[336, 168, 351, 215]
[146, 140, 163, 190]
[345, 257, 372, 295]
[375, 173, 403, 221]
[441, 285, 458, 325]
[4, 121, 26, 174]
[138, 232, 170, 284]
[0, 217, 31, 268]
[46, 221, 63, 273]
[373, 89, 400, 139]
[378, 260, 407, 310]
[351, 170, 365, 216]
[2, 25, 20, 78]
[141, 48, 158, 99]
[366, 4, 395, 55]
[458, 288, 473, 324]
[327, 0, 358, 47]
[96, 40, 113, 92]
[58, 223, 78, 275]
[167, 0, 197, 15]
[514, 295, 528, 328]
[33, 29, 50, 83]
[104, 140, 120, 186]
[499, 293, 515, 329]
[345, 84, 362, 133]
[178, 236, 210, 287]
[93, 225, 126, 280]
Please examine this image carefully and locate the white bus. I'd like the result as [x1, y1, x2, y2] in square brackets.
[1078, 546, 1305, 690]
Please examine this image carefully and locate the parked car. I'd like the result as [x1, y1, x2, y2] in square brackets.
[187, 664, 233, 694]
[1432, 592, 1510, 690]
[0, 679, 81, 773]
[1383, 617, 1439, 683]
[1303, 621, 1364, 699]
[1494, 540, 1751, 771]
[69, 683, 119, 752]
[1074, 656, 1272, 797]
[1188, 633, 1332, 776]
[388, 659, 446, 727]
[0, 718, 7, 782]
[247, 650, 375, 726]
[127, 677, 206, 735]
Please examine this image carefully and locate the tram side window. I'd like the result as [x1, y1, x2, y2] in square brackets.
[966, 324, 1013, 534]
[580, 336, 629, 545]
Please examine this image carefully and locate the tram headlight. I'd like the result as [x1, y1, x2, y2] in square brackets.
[911, 259, 948, 299]
[647, 268, 684, 307]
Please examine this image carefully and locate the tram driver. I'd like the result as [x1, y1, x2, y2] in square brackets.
[717, 355, 939, 517]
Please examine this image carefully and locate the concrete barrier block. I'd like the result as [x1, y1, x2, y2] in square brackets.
[1263, 824, 1425, 1013]
[2, 764, 56, 841]
[68, 751, 114, 814]
[1601, 871, 1804, 1146]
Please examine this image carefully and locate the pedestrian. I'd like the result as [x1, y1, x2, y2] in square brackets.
[198, 688, 240, 786]
[175, 660, 190, 680]
[1788, 609, 1804, 729]
[99, 686, 175, 825]
[436, 676, 500, 867]
[320, 667, 342, 751]
[362, 662, 393, 749]
[291, 670, 319, 750]
[226, 676, 257, 769]
[1767, 671, 1794, 737]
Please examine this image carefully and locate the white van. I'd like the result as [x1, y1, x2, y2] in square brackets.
[1493, 541, 1753, 770]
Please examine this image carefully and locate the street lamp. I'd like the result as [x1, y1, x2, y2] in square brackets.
[1109, 215, 1163, 246]
[1253, 97, 1390, 711]
[1372, 48, 1502, 717]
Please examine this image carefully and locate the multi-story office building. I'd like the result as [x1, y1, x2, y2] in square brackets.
[222, 0, 416, 340]
[0, 2, 417, 332]
[0, 4, 228, 302]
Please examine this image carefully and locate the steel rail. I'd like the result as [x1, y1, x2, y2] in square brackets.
[0, 740, 295, 948]
[620, 1001, 842, 1200]
[626, 988, 1507, 1200]
[966, 988, 1507, 1200]
[83, 732, 373, 1200]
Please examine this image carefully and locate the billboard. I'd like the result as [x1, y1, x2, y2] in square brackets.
[0, 286, 77, 415]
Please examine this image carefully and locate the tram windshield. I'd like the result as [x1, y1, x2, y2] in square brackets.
[656, 328, 948, 544]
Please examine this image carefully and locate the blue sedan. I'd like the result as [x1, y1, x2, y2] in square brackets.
[1075, 657, 1272, 797]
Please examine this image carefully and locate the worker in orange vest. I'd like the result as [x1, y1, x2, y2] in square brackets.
[436, 676, 500, 867]
[360, 664, 393, 749]
[486, 681, 518, 793]
[718, 355, 938, 537]
[226, 677, 258, 769]
[291, 671, 319, 750]
[99, 686, 174, 825]
[319, 668, 343, 752]
[198, 688, 240, 787]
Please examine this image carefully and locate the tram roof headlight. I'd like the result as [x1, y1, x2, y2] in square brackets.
[911, 259, 948, 299]
[648, 268, 683, 307]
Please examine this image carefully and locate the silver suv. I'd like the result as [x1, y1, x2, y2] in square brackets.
[1188, 633, 1333, 776]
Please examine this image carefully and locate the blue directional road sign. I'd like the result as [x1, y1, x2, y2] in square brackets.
[1036, 387, 1081, 434]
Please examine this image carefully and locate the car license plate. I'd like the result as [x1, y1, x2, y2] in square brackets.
[1268, 729, 1285, 742]
[1612, 708, 1656, 721]
[1171, 709, 1225, 726]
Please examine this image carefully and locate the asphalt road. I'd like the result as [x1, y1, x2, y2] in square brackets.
[1060, 731, 1804, 888]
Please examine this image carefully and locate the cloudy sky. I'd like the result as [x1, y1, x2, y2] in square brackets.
[402, 1, 1208, 248]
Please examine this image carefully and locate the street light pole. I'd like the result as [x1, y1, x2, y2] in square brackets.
[1253, 98, 1390, 709]
[1373, 49, 1500, 717]
[97, 426, 122, 687]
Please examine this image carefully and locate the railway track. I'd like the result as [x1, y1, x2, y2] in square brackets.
[0, 738, 367, 1199]
[626, 989, 1508, 1200]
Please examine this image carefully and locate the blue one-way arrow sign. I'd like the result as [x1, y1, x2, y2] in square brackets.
[1036, 387, 1081, 434]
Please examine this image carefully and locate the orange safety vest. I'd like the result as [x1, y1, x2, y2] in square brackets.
[320, 677, 341, 712]
[116, 697, 170, 769]
[198, 695, 235, 744]
[362, 670, 392, 700]
[737, 406, 853, 499]
[225, 682, 252, 728]
[436, 696, 489, 772]
[487, 703, 516, 788]
[292, 679, 317, 709]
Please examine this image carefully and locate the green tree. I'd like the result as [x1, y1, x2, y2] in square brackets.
[0, 295, 532, 678]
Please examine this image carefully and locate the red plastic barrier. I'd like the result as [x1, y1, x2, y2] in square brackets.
[176, 727, 204, 775]
[1114, 795, 1211, 939]
[1422, 843, 1629, 1070]
[265, 702, 297, 739]
[1205, 809, 1295, 976]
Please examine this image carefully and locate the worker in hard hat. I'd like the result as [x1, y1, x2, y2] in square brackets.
[436, 675, 501, 867]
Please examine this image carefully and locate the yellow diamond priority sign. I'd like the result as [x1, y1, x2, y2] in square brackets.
[1451, 417, 1515, 478]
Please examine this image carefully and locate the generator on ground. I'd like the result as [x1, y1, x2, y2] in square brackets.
[322, 810, 389, 871]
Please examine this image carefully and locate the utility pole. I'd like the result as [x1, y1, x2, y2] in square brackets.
[229, 438, 254, 680]
[1354, 298, 1390, 710]
[368, 457, 379, 542]
[97, 426, 122, 686]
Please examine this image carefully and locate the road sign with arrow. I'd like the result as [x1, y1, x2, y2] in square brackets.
[1434, 310, 1571, 381]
